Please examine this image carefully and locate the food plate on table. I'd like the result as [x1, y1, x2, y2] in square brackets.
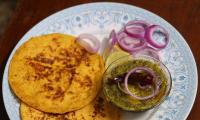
[2, 2, 197, 120]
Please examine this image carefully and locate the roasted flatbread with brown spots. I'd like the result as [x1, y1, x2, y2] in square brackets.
[9, 33, 104, 113]
[20, 94, 121, 120]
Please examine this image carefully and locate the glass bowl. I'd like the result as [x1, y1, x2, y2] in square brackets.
[103, 55, 172, 112]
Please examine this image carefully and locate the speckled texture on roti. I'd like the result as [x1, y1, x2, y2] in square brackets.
[9, 33, 104, 113]
[20, 94, 121, 120]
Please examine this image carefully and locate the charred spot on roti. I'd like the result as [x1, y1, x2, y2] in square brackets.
[92, 97, 106, 118]
[52, 87, 65, 101]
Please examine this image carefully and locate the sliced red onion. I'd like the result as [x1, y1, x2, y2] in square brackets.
[145, 25, 169, 49]
[102, 30, 117, 61]
[138, 84, 152, 89]
[133, 47, 160, 60]
[125, 20, 150, 38]
[109, 29, 117, 45]
[118, 80, 152, 92]
[118, 82, 129, 94]
[76, 33, 100, 53]
[124, 67, 161, 100]
[117, 32, 147, 52]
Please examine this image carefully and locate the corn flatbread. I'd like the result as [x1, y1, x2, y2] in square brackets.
[9, 33, 104, 113]
[20, 94, 121, 120]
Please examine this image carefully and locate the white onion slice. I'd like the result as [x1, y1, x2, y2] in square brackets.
[76, 33, 100, 53]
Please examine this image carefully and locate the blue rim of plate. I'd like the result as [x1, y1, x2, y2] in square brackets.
[2, 2, 198, 120]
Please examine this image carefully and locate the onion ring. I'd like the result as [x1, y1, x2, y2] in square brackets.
[145, 25, 169, 49]
[124, 67, 161, 100]
[125, 20, 150, 38]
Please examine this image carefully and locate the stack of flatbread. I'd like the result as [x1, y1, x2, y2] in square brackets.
[9, 33, 120, 120]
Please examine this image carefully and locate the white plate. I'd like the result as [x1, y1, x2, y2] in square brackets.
[2, 2, 197, 120]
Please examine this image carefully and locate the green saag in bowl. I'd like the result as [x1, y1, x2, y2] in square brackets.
[103, 55, 172, 111]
